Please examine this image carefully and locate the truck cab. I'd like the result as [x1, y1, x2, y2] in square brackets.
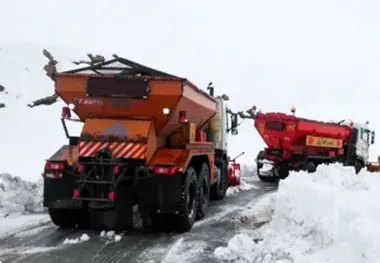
[340, 121, 375, 166]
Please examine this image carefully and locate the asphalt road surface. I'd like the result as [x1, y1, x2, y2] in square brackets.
[0, 178, 277, 263]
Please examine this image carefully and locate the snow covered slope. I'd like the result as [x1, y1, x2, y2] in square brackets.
[0, 43, 85, 181]
[0, 173, 43, 217]
[215, 164, 380, 263]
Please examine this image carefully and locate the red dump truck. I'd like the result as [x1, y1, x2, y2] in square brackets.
[239, 106, 375, 182]
[42, 55, 240, 232]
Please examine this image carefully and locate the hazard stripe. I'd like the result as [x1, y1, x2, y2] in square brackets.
[78, 141, 147, 159]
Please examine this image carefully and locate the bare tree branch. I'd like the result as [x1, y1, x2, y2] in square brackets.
[26, 49, 59, 108]
[73, 53, 105, 66]
[42, 49, 58, 82]
[27, 94, 58, 108]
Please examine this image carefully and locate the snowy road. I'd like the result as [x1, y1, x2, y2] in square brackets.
[0, 178, 276, 263]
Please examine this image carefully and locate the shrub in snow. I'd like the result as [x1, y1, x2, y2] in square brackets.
[215, 163, 380, 263]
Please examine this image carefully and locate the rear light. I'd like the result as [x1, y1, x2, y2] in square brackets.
[196, 130, 207, 142]
[153, 166, 178, 175]
[72, 189, 80, 199]
[113, 165, 120, 175]
[178, 110, 188, 123]
[77, 164, 85, 173]
[61, 106, 71, 119]
[108, 192, 115, 201]
[45, 161, 65, 171]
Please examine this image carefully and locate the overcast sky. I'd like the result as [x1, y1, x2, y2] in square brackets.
[2, 0, 380, 165]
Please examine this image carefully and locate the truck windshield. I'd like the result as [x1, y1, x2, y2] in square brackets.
[361, 128, 370, 144]
[86, 76, 150, 99]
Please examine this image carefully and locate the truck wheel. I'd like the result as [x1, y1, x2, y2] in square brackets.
[196, 163, 210, 220]
[107, 184, 133, 231]
[256, 150, 265, 169]
[354, 161, 363, 174]
[257, 165, 278, 183]
[49, 208, 76, 229]
[305, 162, 316, 173]
[144, 213, 174, 232]
[176, 166, 198, 232]
[257, 174, 278, 183]
[210, 158, 228, 200]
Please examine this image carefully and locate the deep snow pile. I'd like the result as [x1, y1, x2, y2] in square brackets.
[215, 163, 380, 263]
[0, 173, 44, 217]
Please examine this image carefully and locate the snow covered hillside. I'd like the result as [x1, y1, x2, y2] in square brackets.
[0, 44, 90, 220]
[0, 43, 86, 182]
[215, 164, 380, 263]
[0, 173, 43, 217]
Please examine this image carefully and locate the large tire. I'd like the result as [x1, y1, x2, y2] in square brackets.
[258, 175, 278, 183]
[104, 184, 133, 231]
[196, 163, 210, 220]
[49, 208, 88, 229]
[49, 208, 76, 229]
[354, 161, 363, 174]
[176, 166, 198, 232]
[210, 157, 228, 200]
[256, 150, 265, 169]
[143, 213, 173, 232]
[305, 161, 316, 173]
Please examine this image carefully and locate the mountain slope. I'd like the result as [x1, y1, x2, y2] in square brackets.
[0, 43, 85, 181]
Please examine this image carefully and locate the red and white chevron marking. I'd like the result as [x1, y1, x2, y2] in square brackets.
[78, 141, 147, 159]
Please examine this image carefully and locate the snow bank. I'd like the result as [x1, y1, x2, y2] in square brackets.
[226, 181, 257, 196]
[0, 214, 49, 238]
[0, 173, 43, 217]
[215, 164, 380, 263]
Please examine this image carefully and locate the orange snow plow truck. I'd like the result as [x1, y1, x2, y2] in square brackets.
[42, 55, 240, 232]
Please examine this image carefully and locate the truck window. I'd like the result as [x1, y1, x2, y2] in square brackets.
[86, 76, 150, 99]
[361, 128, 370, 144]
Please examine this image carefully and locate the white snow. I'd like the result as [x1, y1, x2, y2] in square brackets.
[114, 235, 122, 242]
[63, 233, 90, 245]
[0, 173, 48, 238]
[215, 164, 380, 263]
[226, 180, 257, 196]
[0, 173, 44, 217]
[0, 214, 50, 238]
[0, 44, 86, 238]
[106, 230, 115, 238]
[0, 43, 84, 182]
[99, 230, 122, 243]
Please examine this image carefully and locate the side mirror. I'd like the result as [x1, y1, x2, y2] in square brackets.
[371, 131, 375, 144]
[207, 82, 214, 97]
[231, 113, 238, 129]
[231, 128, 238, 135]
[221, 94, 229, 101]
